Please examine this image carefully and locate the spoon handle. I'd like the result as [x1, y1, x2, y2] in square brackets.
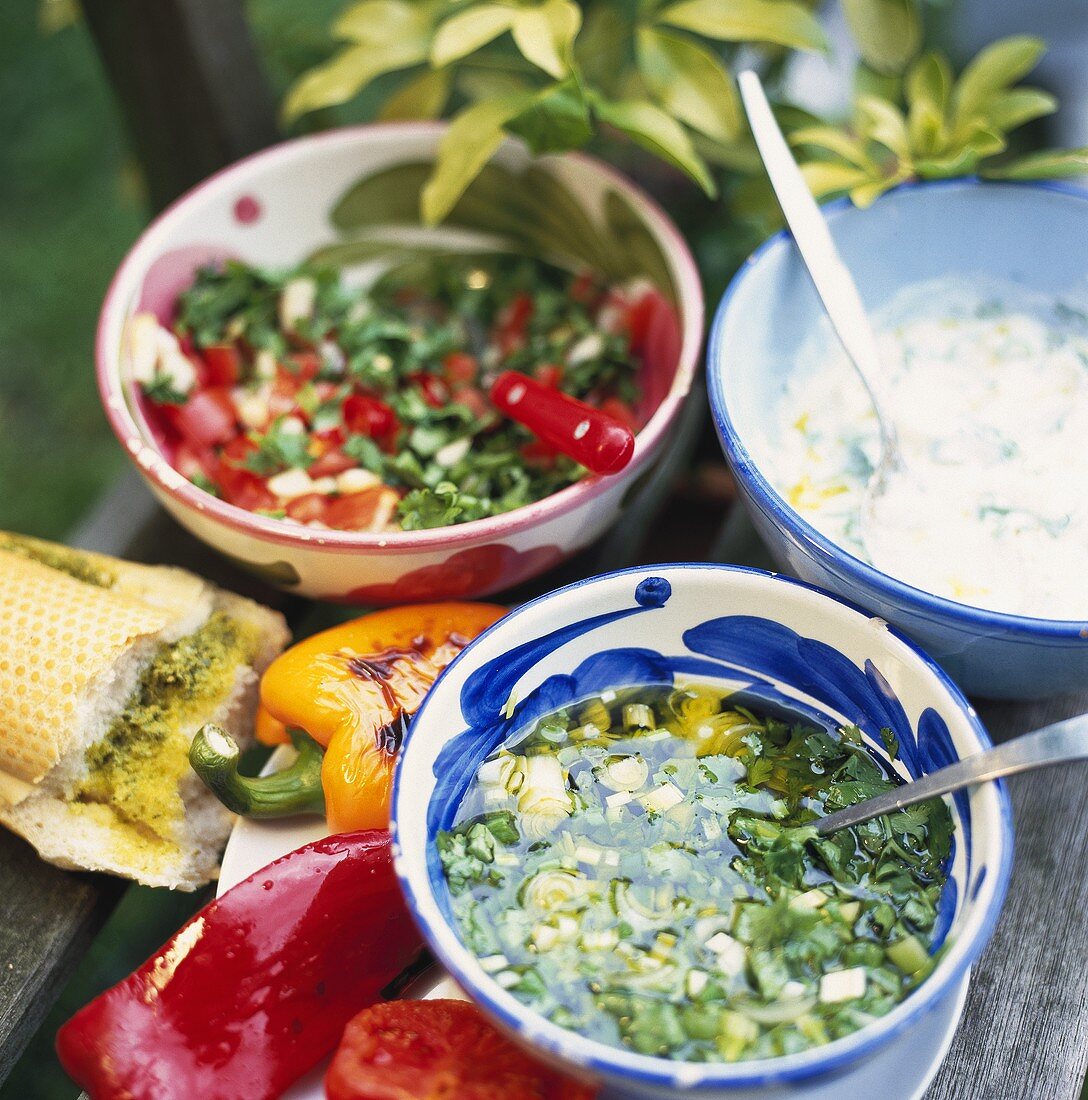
[737, 70, 888, 413]
[816, 714, 1088, 835]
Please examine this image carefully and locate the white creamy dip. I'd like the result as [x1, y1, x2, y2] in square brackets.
[766, 278, 1088, 620]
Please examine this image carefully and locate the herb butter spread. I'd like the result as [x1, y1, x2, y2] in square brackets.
[78, 611, 260, 853]
[439, 684, 952, 1063]
[766, 279, 1088, 619]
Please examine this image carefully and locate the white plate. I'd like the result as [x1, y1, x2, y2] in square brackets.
[218, 748, 967, 1100]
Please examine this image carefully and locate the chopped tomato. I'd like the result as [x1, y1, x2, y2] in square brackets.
[219, 434, 256, 466]
[442, 352, 478, 386]
[521, 438, 560, 468]
[221, 469, 276, 512]
[309, 447, 357, 479]
[286, 351, 321, 381]
[285, 492, 330, 524]
[410, 372, 448, 410]
[599, 396, 638, 432]
[343, 394, 399, 445]
[452, 385, 490, 421]
[324, 488, 396, 531]
[326, 1000, 597, 1100]
[533, 363, 563, 388]
[314, 425, 346, 448]
[570, 270, 598, 305]
[495, 292, 534, 354]
[168, 388, 237, 446]
[201, 344, 242, 386]
[173, 441, 217, 482]
[621, 288, 672, 356]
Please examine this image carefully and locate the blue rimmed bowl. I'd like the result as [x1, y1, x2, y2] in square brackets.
[707, 179, 1088, 700]
[393, 564, 1013, 1098]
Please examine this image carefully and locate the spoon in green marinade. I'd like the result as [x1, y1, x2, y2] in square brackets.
[815, 714, 1088, 834]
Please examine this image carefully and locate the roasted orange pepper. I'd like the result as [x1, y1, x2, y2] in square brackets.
[260, 603, 506, 832]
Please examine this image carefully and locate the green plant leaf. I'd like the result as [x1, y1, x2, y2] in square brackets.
[283, 39, 428, 121]
[511, 0, 582, 79]
[953, 36, 1045, 129]
[421, 95, 533, 225]
[506, 79, 592, 153]
[635, 26, 741, 143]
[378, 66, 453, 120]
[431, 4, 517, 67]
[575, 1, 632, 93]
[842, 0, 921, 75]
[603, 189, 677, 298]
[656, 0, 827, 53]
[334, 0, 437, 44]
[906, 52, 952, 115]
[594, 96, 717, 195]
[984, 87, 1057, 132]
[799, 161, 875, 198]
[856, 94, 911, 159]
[982, 147, 1088, 180]
[790, 126, 873, 169]
[905, 52, 952, 155]
[850, 176, 900, 207]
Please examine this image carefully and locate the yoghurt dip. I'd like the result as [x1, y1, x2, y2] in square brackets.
[767, 278, 1088, 620]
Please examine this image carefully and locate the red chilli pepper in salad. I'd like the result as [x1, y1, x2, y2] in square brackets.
[489, 371, 635, 476]
[56, 831, 423, 1100]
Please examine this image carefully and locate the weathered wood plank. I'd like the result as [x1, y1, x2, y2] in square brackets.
[81, 0, 279, 210]
[925, 691, 1088, 1100]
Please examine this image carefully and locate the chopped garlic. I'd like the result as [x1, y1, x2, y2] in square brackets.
[435, 437, 471, 468]
[639, 781, 684, 813]
[159, 348, 197, 395]
[478, 953, 509, 974]
[706, 932, 746, 976]
[279, 276, 317, 331]
[336, 467, 381, 494]
[819, 967, 866, 1004]
[782, 980, 808, 999]
[234, 386, 271, 431]
[310, 476, 337, 494]
[567, 332, 604, 365]
[125, 313, 170, 384]
[790, 889, 828, 911]
[279, 415, 306, 436]
[267, 468, 316, 500]
[254, 349, 278, 380]
[686, 969, 709, 998]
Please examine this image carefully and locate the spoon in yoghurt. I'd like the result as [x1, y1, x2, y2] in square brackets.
[738, 69, 902, 505]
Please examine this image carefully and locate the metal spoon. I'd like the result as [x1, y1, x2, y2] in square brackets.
[816, 714, 1088, 835]
[737, 69, 902, 499]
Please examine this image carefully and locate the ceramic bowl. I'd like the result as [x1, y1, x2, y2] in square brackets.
[708, 179, 1088, 699]
[393, 563, 1013, 1098]
[97, 123, 703, 602]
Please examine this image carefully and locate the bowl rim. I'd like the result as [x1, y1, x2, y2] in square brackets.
[392, 561, 1014, 1089]
[707, 176, 1088, 634]
[96, 120, 704, 552]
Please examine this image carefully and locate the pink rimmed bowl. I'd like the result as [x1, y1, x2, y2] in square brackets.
[97, 123, 704, 602]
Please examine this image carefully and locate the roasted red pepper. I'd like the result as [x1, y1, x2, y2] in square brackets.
[56, 831, 423, 1100]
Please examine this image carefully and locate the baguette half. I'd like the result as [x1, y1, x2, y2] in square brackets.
[0, 532, 289, 889]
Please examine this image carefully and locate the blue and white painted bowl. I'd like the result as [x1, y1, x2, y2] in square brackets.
[393, 564, 1013, 1098]
[708, 180, 1088, 700]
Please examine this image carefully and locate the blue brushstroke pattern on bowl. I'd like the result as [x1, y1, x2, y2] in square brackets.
[392, 564, 1013, 1098]
[707, 179, 1088, 700]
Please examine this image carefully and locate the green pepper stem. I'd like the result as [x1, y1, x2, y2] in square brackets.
[190, 724, 326, 818]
